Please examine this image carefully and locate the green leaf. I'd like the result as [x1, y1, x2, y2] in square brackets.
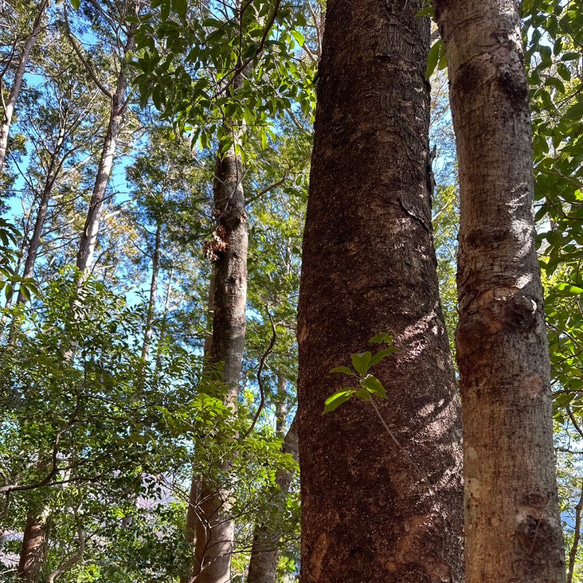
[361, 375, 387, 398]
[369, 332, 393, 345]
[426, 40, 442, 80]
[330, 366, 355, 376]
[290, 30, 305, 47]
[172, 0, 187, 17]
[323, 390, 355, 414]
[370, 347, 397, 366]
[351, 351, 372, 376]
[355, 388, 372, 401]
[557, 283, 583, 294]
[70, 0, 81, 8]
[416, 7, 435, 17]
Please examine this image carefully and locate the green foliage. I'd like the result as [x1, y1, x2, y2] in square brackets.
[323, 335, 396, 415]
[133, 0, 318, 153]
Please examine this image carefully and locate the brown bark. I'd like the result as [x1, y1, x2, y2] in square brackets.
[17, 514, 46, 582]
[246, 417, 298, 583]
[433, 1, 566, 581]
[180, 278, 213, 583]
[0, 0, 49, 175]
[189, 142, 248, 583]
[297, 1, 464, 582]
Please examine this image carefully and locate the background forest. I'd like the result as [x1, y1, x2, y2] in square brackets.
[0, 0, 581, 581]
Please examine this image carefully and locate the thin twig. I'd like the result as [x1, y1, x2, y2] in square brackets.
[241, 308, 277, 439]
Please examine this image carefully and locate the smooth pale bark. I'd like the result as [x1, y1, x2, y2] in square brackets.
[246, 417, 298, 583]
[297, 1, 464, 581]
[567, 481, 583, 583]
[17, 514, 46, 582]
[0, 0, 49, 175]
[433, 1, 565, 581]
[189, 143, 248, 583]
[75, 72, 126, 277]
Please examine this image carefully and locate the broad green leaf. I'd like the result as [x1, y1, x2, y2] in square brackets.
[351, 351, 372, 376]
[291, 30, 305, 47]
[369, 332, 393, 345]
[323, 390, 355, 414]
[330, 366, 354, 376]
[426, 40, 443, 80]
[355, 388, 372, 401]
[361, 375, 387, 398]
[369, 347, 397, 367]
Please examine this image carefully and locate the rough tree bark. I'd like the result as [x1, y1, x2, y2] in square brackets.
[432, 1, 566, 581]
[297, 1, 464, 581]
[0, 0, 49, 175]
[246, 416, 298, 583]
[189, 141, 248, 583]
[17, 513, 46, 582]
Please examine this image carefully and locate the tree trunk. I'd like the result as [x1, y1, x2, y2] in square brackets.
[191, 142, 248, 583]
[142, 220, 162, 360]
[567, 480, 583, 583]
[180, 276, 214, 583]
[0, 0, 49, 175]
[75, 74, 125, 278]
[297, 1, 464, 582]
[17, 513, 46, 582]
[16, 125, 66, 305]
[433, 1, 566, 581]
[246, 417, 298, 583]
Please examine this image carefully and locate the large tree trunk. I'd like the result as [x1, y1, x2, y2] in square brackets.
[17, 513, 46, 582]
[433, 2, 566, 581]
[246, 417, 298, 583]
[297, 1, 464, 581]
[0, 0, 49, 175]
[189, 142, 248, 583]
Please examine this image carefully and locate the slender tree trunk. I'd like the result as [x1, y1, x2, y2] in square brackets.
[190, 141, 247, 583]
[16, 126, 66, 304]
[75, 74, 125, 278]
[433, 1, 566, 581]
[180, 276, 214, 583]
[0, 0, 49, 175]
[246, 417, 298, 583]
[297, 1, 464, 581]
[17, 513, 46, 582]
[155, 270, 173, 372]
[567, 480, 583, 583]
[142, 220, 161, 360]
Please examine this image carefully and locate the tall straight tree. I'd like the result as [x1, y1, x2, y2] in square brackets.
[64, 0, 138, 278]
[433, 0, 566, 581]
[297, 1, 464, 581]
[0, 0, 49, 175]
